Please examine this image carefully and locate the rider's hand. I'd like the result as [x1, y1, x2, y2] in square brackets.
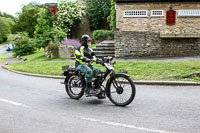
[85, 58, 91, 63]
[96, 58, 103, 65]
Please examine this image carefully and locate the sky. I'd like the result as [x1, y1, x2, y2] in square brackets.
[0, 0, 73, 17]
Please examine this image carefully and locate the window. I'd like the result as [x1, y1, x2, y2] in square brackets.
[178, 10, 200, 17]
[124, 10, 148, 17]
[151, 10, 164, 17]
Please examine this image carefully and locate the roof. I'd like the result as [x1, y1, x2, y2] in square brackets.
[116, 0, 199, 1]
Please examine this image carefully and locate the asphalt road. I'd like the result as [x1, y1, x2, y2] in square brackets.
[0, 45, 6, 54]
[0, 66, 200, 133]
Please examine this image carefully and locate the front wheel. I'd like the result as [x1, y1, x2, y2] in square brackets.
[65, 75, 85, 99]
[107, 74, 136, 106]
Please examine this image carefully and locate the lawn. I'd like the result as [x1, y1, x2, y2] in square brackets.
[5, 60, 200, 82]
[18, 49, 70, 61]
[0, 52, 8, 63]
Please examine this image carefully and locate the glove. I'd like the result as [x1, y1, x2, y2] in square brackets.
[96, 58, 104, 65]
[85, 58, 91, 63]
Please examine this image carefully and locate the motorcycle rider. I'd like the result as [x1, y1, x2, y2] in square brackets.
[75, 35, 104, 96]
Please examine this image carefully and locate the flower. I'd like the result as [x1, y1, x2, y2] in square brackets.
[164, 27, 199, 34]
[62, 38, 81, 48]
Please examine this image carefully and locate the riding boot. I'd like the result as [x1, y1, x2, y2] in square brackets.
[85, 82, 96, 96]
[94, 80, 106, 99]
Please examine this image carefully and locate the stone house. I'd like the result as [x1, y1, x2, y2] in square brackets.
[115, 0, 200, 58]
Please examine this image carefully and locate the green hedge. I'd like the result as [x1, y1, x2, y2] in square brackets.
[93, 30, 114, 43]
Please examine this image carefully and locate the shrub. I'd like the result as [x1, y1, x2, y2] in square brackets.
[93, 30, 114, 43]
[55, 2, 85, 35]
[7, 34, 15, 42]
[62, 38, 81, 48]
[46, 42, 59, 58]
[50, 28, 67, 43]
[12, 32, 36, 57]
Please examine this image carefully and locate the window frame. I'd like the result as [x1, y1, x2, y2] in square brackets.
[178, 10, 200, 17]
[151, 10, 164, 17]
[124, 10, 148, 18]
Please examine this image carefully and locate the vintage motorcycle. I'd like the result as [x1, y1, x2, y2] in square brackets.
[61, 56, 136, 106]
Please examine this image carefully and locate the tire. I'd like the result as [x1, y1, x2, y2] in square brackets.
[107, 74, 136, 106]
[65, 75, 85, 99]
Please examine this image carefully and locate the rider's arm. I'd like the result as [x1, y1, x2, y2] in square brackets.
[75, 49, 86, 61]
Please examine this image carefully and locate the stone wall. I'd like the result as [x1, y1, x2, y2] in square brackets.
[59, 45, 74, 58]
[115, 31, 200, 58]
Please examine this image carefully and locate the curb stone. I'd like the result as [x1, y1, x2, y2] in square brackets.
[2, 65, 200, 86]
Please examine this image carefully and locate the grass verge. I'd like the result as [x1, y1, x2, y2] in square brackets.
[5, 60, 200, 82]
[0, 53, 8, 63]
[17, 49, 70, 61]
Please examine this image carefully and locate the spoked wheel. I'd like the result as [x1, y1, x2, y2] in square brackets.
[65, 75, 85, 99]
[108, 74, 136, 106]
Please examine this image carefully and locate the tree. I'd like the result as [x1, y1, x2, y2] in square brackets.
[0, 12, 17, 23]
[34, 8, 66, 49]
[0, 17, 10, 43]
[34, 8, 55, 49]
[86, 0, 111, 30]
[12, 3, 42, 38]
[55, 2, 85, 35]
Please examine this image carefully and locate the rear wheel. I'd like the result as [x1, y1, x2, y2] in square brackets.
[65, 75, 85, 99]
[107, 74, 136, 106]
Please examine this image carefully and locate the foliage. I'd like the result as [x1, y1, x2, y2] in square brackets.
[12, 32, 36, 57]
[51, 28, 67, 43]
[0, 13, 16, 43]
[34, 8, 67, 49]
[108, 0, 116, 31]
[86, 0, 111, 30]
[7, 34, 15, 42]
[46, 42, 60, 58]
[93, 30, 114, 42]
[11, 3, 41, 38]
[55, 2, 85, 35]
[0, 12, 17, 23]
[0, 17, 10, 43]
[34, 8, 54, 49]
[62, 38, 81, 48]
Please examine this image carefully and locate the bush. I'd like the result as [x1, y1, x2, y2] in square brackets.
[55, 2, 85, 35]
[12, 32, 36, 57]
[7, 34, 15, 42]
[93, 30, 114, 43]
[46, 42, 59, 58]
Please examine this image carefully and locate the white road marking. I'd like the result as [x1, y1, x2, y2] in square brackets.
[73, 116, 179, 133]
[0, 98, 30, 108]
